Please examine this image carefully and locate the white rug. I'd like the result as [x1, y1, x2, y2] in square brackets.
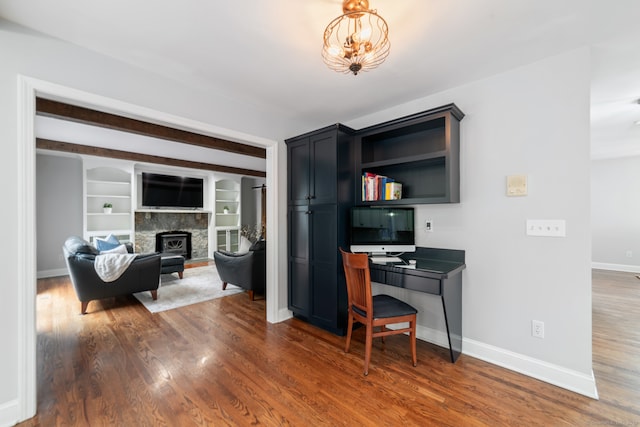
[133, 265, 243, 313]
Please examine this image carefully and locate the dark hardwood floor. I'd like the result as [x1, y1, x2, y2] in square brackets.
[17, 269, 639, 426]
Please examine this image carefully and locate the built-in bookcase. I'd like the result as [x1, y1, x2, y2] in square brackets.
[214, 178, 241, 252]
[84, 162, 134, 244]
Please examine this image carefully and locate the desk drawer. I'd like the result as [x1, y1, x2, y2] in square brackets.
[386, 271, 441, 294]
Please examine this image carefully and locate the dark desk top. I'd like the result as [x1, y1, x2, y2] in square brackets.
[369, 247, 466, 279]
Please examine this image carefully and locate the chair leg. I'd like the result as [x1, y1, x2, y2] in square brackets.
[80, 301, 89, 315]
[380, 325, 386, 344]
[151, 290, 158, 301]
[410, 317, 417, 367]
[222, 282, 228, 290]
[248, 290, 255, 301]
[178, 271, 183, 279]
[364, 324, 373, 376]
[345, 314, 354, 353]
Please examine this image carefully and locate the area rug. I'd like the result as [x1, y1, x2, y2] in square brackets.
[133, 265, 243, 313]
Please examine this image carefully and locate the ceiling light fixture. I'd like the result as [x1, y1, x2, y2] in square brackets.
[322, 0, 390, 76]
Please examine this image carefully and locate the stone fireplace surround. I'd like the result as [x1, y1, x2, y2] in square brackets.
[134, 211, 209, 259]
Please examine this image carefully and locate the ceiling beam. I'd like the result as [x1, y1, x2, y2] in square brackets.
[36, 97, 267, 159]
[36, 138, 266, 178]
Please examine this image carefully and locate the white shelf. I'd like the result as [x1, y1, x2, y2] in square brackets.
[87, 194, 131, 198]
[87, 212, 130, 216]
[86, 229, 132, 236]
[87, 179, 130, 185]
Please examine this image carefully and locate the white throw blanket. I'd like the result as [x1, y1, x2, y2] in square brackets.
[94, 253, 137, 282]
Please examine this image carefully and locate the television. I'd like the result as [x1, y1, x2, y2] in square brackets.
[350, 206, 416, 254]
[141, 172, 204, 208]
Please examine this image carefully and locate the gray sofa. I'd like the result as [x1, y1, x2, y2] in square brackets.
[63, 236, 161, 314]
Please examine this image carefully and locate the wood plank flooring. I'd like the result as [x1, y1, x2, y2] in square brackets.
[17, 268, 640, 426]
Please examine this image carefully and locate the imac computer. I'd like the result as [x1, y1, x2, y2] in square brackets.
[350, 206, 415, 263]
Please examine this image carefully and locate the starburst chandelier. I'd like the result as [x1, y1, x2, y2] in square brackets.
[322, 0, 390, 76]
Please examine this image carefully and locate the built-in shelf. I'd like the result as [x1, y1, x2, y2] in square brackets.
[355, 103, 464, 205]
[214, 178, 241, 251]
[85, 165, 134, 242]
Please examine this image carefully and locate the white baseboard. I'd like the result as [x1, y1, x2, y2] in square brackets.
[462, 337, 599, 399]
[0, 399, 20, 427]
[37, 268, 68, 279]
[276, 308, 293, 323]
[393, 324, 599, 398]
[592, 262, 640, 273]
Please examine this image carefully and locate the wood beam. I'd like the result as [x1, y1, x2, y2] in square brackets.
[36, 98, 266, 159]
[36, 138, 266, 178]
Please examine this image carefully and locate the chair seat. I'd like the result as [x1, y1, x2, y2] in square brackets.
[353, 294, 418, 319]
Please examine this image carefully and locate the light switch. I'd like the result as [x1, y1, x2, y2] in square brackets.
[507, 175, 527, 196]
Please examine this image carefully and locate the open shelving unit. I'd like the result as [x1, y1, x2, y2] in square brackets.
[214, 178, 241, 252]
[354, 103, 465, 205]
[84, 165, 133, 244]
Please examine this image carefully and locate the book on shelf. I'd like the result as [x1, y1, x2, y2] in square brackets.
[362, 172, 401, 201]
[385, 182, 402, 200]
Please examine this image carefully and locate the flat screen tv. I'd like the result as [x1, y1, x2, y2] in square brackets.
[350, 206, 415, 254]
[142, 172, 204, 208]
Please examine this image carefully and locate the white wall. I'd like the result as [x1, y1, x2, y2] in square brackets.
[592, 155, 640, 272]
[347, 48, 594, 396]
[36, 153, 83, 277]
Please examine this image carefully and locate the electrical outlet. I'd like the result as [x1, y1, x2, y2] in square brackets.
[425, 220, 433, 232]
[532, 320, 544, 339]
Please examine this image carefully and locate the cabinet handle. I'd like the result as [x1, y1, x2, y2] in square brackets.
[306, 210, 312, 215]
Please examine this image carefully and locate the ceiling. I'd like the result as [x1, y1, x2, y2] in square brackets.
[2, 0, 640, 165]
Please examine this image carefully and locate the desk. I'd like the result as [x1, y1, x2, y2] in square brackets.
[368, 247, 465, 363]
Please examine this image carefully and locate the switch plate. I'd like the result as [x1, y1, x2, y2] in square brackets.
[526, 219, 566, 237]
[507, 175, 528, 196]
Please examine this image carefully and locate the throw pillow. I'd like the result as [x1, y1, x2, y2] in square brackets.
[95, 234, 121, 252]
[100, 244, 128, 255]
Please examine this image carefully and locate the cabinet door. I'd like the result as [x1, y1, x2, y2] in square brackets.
[287, 138, 310, 206]
[309, 204, 338, 327]
[309, 131, 337, 205]
[288, 205, 310, 315]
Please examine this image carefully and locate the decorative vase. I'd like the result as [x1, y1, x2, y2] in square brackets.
[103, 207, 112, 214]
[223, 208, 229, 214]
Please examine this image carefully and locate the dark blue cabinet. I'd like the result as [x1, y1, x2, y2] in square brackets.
[286, 125, 354, 334]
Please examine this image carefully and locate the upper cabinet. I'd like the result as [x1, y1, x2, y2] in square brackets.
[354, 103, 465, 205]
[287, 124, 355, 206]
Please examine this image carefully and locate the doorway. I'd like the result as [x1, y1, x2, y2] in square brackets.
[18, 76, 281, 420]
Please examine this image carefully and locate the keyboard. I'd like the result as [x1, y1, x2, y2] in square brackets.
[369, 256, 403, 263]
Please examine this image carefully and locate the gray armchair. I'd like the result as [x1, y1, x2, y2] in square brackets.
[63, 236, 161, 314]
[214, 240, 265, 300]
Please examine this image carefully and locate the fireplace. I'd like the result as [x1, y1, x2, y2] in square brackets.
[156, 231, 192, 259]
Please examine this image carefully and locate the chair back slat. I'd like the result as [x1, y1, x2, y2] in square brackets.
[340, 249, 373, 320]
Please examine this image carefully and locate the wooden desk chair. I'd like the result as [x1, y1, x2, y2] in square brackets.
[340, 248, 418, 375]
